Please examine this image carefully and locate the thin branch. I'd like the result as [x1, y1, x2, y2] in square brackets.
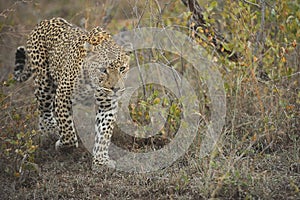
[243, 0, 261, 8]
[181, 0, 240, 62]
[255, 0, 271, 81]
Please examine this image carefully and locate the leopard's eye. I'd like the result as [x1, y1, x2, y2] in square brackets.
[120, 66, 126, 72]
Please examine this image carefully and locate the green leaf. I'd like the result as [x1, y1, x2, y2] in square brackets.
[16, 133, 24, 140]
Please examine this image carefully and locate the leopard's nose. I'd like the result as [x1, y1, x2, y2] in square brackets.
[112, 87, 120, 93]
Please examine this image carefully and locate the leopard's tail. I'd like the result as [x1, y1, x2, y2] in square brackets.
[14, 46, 32, 82]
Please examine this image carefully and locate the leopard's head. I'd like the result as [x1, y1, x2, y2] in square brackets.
[84, 27, 130, 95]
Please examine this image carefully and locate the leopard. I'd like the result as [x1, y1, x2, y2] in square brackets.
[14, 17, 130, 170]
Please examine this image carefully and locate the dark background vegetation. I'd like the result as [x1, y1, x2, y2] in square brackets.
[0, 0, 299, 199]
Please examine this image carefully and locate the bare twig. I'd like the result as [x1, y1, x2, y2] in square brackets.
[133, 50, 146, 99]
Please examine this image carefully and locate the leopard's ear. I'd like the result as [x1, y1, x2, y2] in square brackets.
[87, 27, 111, 46]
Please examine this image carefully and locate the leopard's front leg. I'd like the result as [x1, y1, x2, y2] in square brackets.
[92, 92, 118, 170]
